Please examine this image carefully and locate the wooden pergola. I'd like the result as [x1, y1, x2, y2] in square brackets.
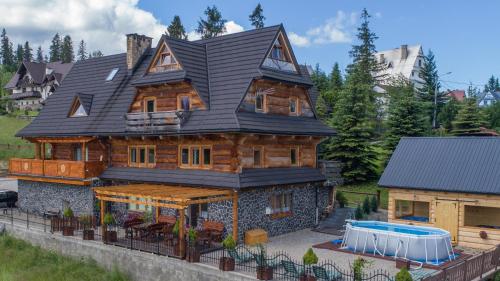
[93, 184, 238, 255]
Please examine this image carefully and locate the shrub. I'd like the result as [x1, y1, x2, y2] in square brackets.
[336, 191, 348, 208]
[395, 268, 413, 281]
[103, 213, 115, 226]
[79, 214, 93, 228]
[353, 258, 368, 281]
[362, 196, 371, 214]
[355, 204, 364, 220]
[303, 248, 318, 265]
[222, 234, 236, 250]
[63, 207, 74, 218]
[370, 196, 378, 212]
[188, 228, 197, 246]
[142, 211, 153, 223]
[172, 220, 179, 236]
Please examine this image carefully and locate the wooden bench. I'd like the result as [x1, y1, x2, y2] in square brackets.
[202, 220, 224, 242]
[245, 228, 268, 245]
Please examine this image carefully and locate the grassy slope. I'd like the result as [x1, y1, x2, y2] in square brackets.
[0, 116, 34, 160]
[0, 235, 130, 281]
[337, 181, 389, 210]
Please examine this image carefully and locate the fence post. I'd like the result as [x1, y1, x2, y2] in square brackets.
[479, 251, 485, 279]
[462, 260, 468, 281]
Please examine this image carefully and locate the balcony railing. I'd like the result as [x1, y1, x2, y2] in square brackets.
[8, 158, 105, 183]
[125, 110, 190, 132]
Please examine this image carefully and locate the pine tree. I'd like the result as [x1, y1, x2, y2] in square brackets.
[484, 75, 500, 92]
[61, 35, 74, 63]
[418, 50, 444, 127]
[322, 62, 343, 110]
[49, 33, 62, 62]
[451, 97, 482, 135]
[484, 101, 500, 131]
[315, 95, 328, 120]
[0, 29, 15, 70]
[167, 15, 188, 40]
[438, 97, 460, 132]
[384, 78, 429, 154]
[467, 83, 479, 97]
[77, 40, 87, 61]
[197, 6, 227, 39]
[15, 44, 23, 64]
[249, 3, 265, 29]
[23, 41, 33, 62]
[36, 46, 44, 62]
[310, 64, 329, 93]
[90, 50, 103, 58]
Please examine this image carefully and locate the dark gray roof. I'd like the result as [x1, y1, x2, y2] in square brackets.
[5, 61, 73, 90]
[17, 25, 334, 137]
[100, 166, 325, 189]
[378, 137, 500, 195]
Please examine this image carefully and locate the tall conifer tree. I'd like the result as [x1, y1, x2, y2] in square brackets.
[1, 29, 15, 69]
[451, 98, 482, 135]
[61, 35, 74, 63]
[36, 46, 44, 62]
[15, 44, 23, 64]
[249, 3, 265, 29]
[49, 33, 62, 62]
[167, 16, 188, 40]
[23, 41, 33, 62]
[417, 50, 443, 127]
[197, 6, 227, 39]
[77, 40, 87, 61]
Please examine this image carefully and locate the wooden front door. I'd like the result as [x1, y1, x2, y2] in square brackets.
[435, 200, 459, 243]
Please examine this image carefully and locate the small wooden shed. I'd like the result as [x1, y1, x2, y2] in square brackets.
[379, 137, 500, 249]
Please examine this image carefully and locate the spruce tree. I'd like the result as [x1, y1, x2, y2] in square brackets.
[384, 78, 429, 154]
[249, 3, 265, 29]
[23, 41, 33, 62]
[61, 35, 74, 63]
[438, 98, 459, 132]
[1, 29, 15, 70]
[90, 50, 103, 58]
[197, 6, 227, 39]
[15, 44, 23, 64]
[451, 97, 482, 135]
[315, 95, 328, 120]
[310, 64, 329, 93]
[49, 33, 62, 62]
[77, 40, 87, 61]
[36, 46, 44, 62]
[485, 75, 498, 92]
[322, 62, 343, 110]
[167, 15, 188, 40]
[484, 101, 500, 131]
[417, 50, 443, 127]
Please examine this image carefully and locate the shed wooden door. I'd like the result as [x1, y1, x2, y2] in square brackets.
[435, 200, 459, 243]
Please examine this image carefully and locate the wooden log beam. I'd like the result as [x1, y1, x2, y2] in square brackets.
[232, 191, 239, 242]
[179, 209, 185, 258]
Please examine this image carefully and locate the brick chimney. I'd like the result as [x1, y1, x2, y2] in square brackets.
[400, 44, 408, 60]
[126, 33, 152, 70]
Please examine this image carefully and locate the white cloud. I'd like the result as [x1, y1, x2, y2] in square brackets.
[288, 32, 310, 47]
[289, 11, 357, 47]
[0, 0, 167, 56]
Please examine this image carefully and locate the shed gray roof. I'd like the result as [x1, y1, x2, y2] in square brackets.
[100, 166, 325, 189]
[17, 25, 334, 137]
[378, 137, 500, 195]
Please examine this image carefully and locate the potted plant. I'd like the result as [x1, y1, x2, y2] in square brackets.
[186, 227, 200, 262]
[395, 268, 413, 281]
[62, 207, 74, 236]
[219, 234, 236, 271]
[79, 214, 94, 240]
[301, 248, 318, 281]
[172, 220, 182, 256]
[103, 213, 117, 242]
[256, 244, 273, 280]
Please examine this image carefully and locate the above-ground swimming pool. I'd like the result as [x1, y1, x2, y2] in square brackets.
[340, 220, 456, 265]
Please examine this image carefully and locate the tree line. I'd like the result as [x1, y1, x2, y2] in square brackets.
[312, 9, 500, 184]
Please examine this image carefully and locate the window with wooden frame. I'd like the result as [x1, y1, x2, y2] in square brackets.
[179, 145, 212, 168]
[255, 93, 265, 112]
[128, 145, 156, 168]
[177, 94, 191, 111]
[143, 97, 156, 113]
[253, 147, 263, 168]
[149, 43, 181, 73]
[290, 147, 299, 166]
[262, 33, 297, 72]
[269, 193, 293, 218]
[289, 96, 299, 115]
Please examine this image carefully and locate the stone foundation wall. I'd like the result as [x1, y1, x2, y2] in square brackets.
[18, 180, 99, 216]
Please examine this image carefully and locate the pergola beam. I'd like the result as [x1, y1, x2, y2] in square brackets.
[95, 195, 186, 209]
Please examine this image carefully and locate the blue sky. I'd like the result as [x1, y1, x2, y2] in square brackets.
[138, 0, 498, 90]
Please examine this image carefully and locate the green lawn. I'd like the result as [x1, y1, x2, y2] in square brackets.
[0, 234, 130, 281]
[337, 181, 389, 210]
[0, 116, 34, 160]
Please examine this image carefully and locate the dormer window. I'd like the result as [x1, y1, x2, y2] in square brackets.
[72, 104, 88, 117]
[105, 68, 119, 81]
[149, 42, 181, 73]
[271, 41, 284, 60]
[262, 32, 297, 72]
[68, 94, 92, 118]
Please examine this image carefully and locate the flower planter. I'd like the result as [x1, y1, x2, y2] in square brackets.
[257, 266, 274, 280]
[219, 257, 235, 271]
[299, 275, 316, 281]
[396, 258, 411, 269]
[104, 230, 117, 242]
[83, 229, 94, 240]
[62, 226, 74, 236]
[186, 247, 200, 263]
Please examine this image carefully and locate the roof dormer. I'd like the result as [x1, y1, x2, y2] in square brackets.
[261, 31, 298, 73]
[147, 42, 182, 73]
[68, 93, 93, 117]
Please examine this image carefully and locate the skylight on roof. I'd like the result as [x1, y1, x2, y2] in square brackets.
[105, 68, 119, 81]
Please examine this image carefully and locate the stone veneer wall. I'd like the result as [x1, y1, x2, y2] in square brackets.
[18, 180, 101, 216]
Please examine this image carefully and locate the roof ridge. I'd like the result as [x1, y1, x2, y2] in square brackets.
[193, 24, 282, 43]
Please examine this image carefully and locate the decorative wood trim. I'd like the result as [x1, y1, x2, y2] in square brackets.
[9, 175, 91, 186]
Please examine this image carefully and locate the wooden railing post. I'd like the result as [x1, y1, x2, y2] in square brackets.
[179, 208, 185, 258]
[479, 251, 485, 279]
[462, 260, 468, 281]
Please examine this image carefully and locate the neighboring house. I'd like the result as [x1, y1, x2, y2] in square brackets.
[477, 91, 500, 107]
[446, 89, 465, 102]
[8, 25, 337, 240]
[374, 44, 425, 93]
[4, 61, 73, 111]
[379, 137, 500, 249]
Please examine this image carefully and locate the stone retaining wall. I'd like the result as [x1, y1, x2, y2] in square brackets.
[3, 223, 256, 281]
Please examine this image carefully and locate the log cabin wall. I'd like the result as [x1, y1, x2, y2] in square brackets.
[388, 188, 500, 249]
[130, 82, 206, 113]
[52, 140, 108, 163]
[239, 80, 314, 117]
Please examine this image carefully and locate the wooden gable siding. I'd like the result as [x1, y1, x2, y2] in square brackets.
[240, 80, 314, 117]
[130, 82, 205, 113]
[52, 140, 108, 163]
[388, 188, 500, 249]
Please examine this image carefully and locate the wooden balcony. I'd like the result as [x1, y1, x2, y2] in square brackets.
[125, 111, 190, 132]
[8, 158, 105, 186]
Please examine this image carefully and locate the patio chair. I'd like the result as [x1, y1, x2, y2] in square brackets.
[281, 259, 305, 278]
[228, 247, 254, 264]
[201, 220, 224, 242]
[312, 265, 341, 281]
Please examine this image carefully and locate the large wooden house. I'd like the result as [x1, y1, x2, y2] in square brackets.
[9, 25, 336, 239]
[379, 137, 500, 249]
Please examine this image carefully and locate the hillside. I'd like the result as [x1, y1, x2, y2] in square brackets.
[0, 116, 34, 160]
